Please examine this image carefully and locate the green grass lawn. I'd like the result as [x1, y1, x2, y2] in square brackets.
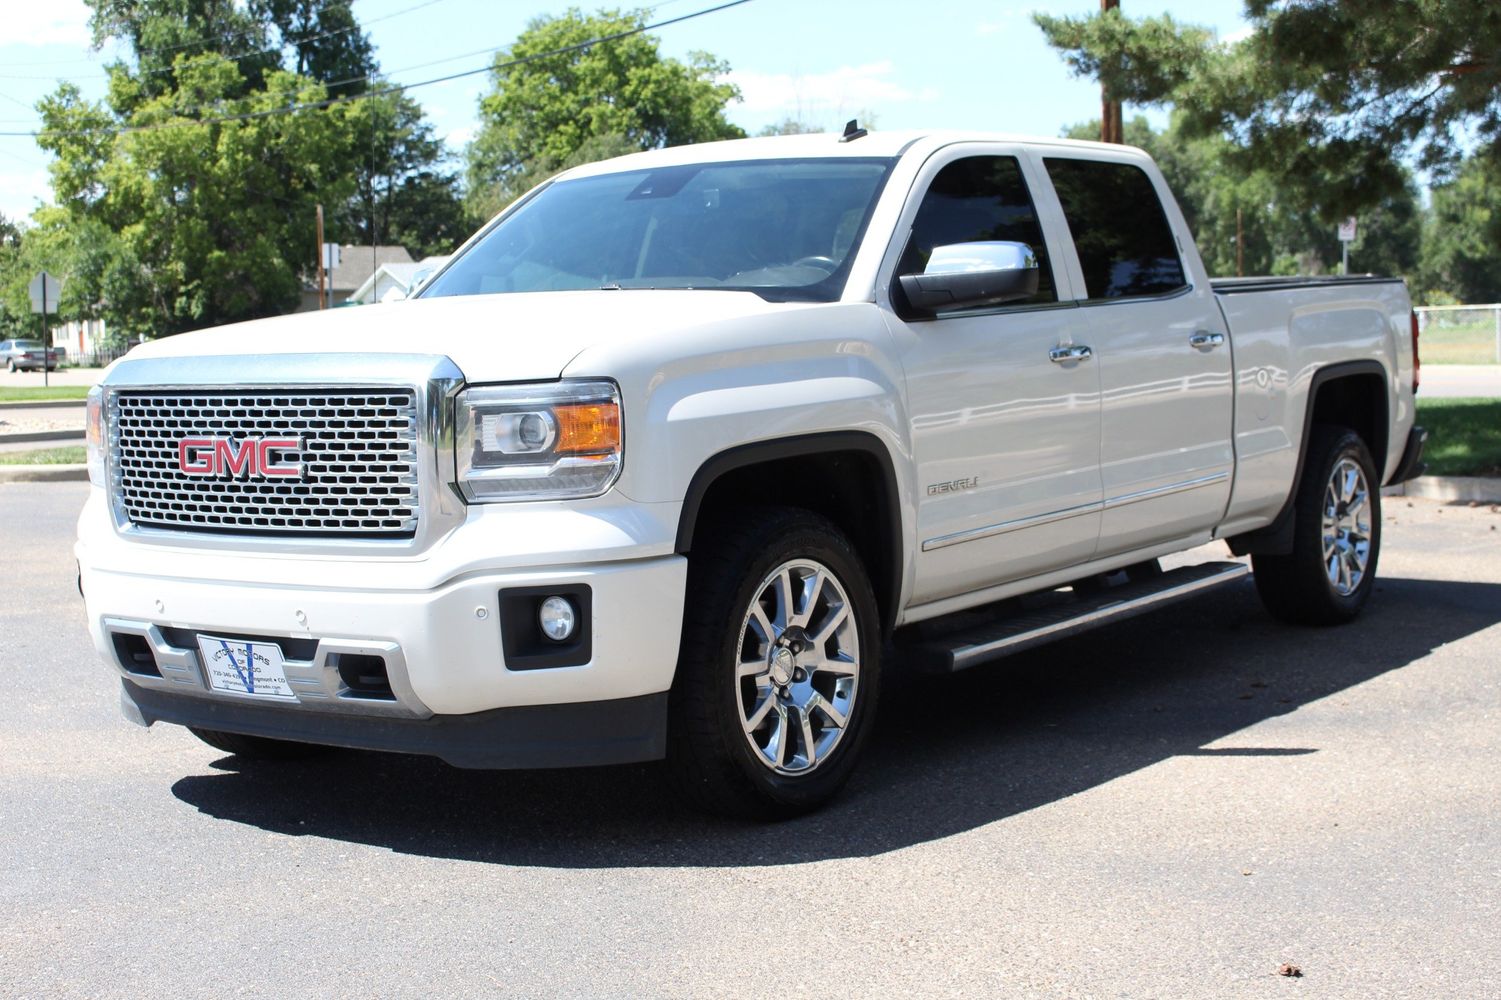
[0, 386, 91, 403]
[1415, 397, 1501, 477]
[0, 446, 86, 465]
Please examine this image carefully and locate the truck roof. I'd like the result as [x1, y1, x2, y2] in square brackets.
[558, 129, 1149, 180]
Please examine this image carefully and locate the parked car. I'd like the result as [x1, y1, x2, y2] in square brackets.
[78, 130, 1424, 818]
[1, 339, 61, 372]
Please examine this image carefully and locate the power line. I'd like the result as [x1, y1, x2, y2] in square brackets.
[0, 0, 755, 140]
[0, 0, 443, 84]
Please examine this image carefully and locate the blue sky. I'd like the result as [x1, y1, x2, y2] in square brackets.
[0, 0, 1253, 222]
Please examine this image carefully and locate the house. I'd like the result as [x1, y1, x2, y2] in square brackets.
[345, 255, 452, 305]
[298, 244, 414, 312]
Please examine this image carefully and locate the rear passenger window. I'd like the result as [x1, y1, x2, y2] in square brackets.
[898, 156, 1056, 306]
[1043, 158, 1187, 300]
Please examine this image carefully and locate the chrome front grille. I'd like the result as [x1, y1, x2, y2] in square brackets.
[112, 388, 420, 536]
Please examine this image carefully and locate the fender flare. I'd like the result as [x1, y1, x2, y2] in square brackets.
[675, 431, 904, 627]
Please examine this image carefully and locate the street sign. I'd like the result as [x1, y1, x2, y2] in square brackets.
[1338, 217, 1358, 243]
[321, 242, 341, 270]
[28, 270, 61, 314]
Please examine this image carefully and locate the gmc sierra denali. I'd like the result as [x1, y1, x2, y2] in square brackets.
[78, 129, 1425, 818]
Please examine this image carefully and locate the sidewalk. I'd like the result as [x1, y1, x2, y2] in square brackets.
[1420, 364, 1501, 398]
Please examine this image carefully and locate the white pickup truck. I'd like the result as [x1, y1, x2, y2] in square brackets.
[78, 129, 1426, 818]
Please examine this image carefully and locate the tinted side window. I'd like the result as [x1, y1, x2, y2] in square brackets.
[1043, 158, 1186, 300]
[898, 156, 1056, 305]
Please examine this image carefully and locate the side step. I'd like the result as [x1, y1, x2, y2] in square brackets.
[897, 561, 1250, 674]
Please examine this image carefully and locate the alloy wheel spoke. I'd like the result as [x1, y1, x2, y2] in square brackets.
[795, 568, 825, 629]
[807, 692, 847, 729]
[813, 654, 858, 678]
[773, 570, 796, 633]
[743, 692, 776, 734]
[797, 707, 818, 767]
[810, 602, 849, 647]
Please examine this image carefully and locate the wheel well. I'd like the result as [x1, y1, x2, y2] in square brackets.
[1227, 362, 1389, 557]
[1310, 371, 1388, 469]
[677, 436, 901, 632]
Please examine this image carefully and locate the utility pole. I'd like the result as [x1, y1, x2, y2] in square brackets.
[315, 204, 326, 310]
[1100, 0, 1123, 144]
[1236, 207, 1245, 277]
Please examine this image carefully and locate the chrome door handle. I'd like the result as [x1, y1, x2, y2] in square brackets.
[1190, 331, 1226, 349]
[1049, 345, 1093, 364]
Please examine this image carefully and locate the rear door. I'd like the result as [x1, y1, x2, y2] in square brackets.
[1040, 154, 1234, 557]
[880, 146, 1102, 607]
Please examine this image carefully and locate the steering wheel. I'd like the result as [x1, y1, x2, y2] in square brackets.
[791, 255, 838, 272]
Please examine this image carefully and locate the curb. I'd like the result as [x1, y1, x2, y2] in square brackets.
[1382, 476, 1501, 503]
[0, 464, 88, 483]
[0, 430, 85, 446]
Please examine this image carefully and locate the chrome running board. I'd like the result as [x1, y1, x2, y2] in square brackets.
[897, 561, 1250, 673]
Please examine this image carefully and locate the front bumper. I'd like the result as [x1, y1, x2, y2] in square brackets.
[79, 484, 688, 767]
[121, 680, 667, 768]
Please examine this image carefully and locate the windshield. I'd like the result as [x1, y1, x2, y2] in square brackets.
[421, 157, 895, 303]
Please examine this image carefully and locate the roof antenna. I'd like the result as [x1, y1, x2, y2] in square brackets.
[840, 119, 868, 143]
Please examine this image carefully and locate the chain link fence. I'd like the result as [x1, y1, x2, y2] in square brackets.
[1415, 304, 1501, 364]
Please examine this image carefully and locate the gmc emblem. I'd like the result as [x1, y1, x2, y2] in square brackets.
[177, 436, 303, 478]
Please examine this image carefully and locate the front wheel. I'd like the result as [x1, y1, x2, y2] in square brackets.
[669, 508, 881, 820]
[1253, 425, 1381, 625]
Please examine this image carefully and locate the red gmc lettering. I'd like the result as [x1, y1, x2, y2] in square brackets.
[177, 437, 302, 478]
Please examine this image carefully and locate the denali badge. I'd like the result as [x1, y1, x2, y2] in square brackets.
[177, 436, 303, 478]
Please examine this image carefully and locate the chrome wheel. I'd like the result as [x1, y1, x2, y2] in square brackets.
[1321, 456, 1372, 596]
[735, 559, 860, 775]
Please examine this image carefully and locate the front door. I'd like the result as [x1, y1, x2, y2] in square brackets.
[882, 149, 1103, 608]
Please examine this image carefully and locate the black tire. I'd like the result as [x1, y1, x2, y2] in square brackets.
[188, 727, 329, 760]
[668, 507, 882, 820]
[1253, 425, 1382, 625]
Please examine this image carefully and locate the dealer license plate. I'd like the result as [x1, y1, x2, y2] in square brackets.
[197, 634, 298, 701]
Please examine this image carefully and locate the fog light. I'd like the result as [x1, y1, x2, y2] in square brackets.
[538, 596, 576, 642]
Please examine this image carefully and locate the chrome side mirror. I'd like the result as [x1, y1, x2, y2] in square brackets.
[898, 241, 1040, 313]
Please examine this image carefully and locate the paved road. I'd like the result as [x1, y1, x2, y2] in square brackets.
[3, 483, 1499, 998]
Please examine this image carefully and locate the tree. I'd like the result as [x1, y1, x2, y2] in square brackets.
[1419, 157, 1501, 304]
[37, 58, 357, 336]
[1035, 1, 1501, 216]
[466, 8, 744, 212]
[332, 89, 474, 258]
[253, 0, 376, 97]
[1063, 114, 1422, 281]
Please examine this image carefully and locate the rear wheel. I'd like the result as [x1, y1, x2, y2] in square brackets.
[188, 727, 328, 760]
[669, 508, 881, 820]
[1253, 425, 1381, 625]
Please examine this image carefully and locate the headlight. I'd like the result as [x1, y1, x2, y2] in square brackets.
[455, 380, 622, 502]
[85, 385, 106, 487]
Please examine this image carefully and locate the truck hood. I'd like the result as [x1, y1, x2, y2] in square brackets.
[122, 290, 793, 380]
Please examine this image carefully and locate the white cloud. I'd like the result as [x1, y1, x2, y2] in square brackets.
[2, 0, 93, 49]
[444, 126, 475, 149]
[725, 61, 939, 119]
[1221, 26, 1255, 45]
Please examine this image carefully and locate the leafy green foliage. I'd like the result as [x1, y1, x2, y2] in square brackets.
[14, 0, 470, 338]
[1036, 1, 1501, 217]
[35, 58, 357, 336]
[466, 8, 744, 214]
[1064, 115, 1420, 281]
[1420, 158, 1501, 304]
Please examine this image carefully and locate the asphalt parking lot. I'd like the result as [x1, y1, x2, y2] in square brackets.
[3, 482, 1498, 998]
